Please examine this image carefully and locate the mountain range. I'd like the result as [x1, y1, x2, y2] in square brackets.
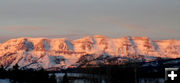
[0, 35, 180, 70]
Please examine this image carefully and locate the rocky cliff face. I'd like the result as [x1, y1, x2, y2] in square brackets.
[0, 35, 180, 70]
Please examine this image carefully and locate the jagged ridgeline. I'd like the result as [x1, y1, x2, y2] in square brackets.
[0, 35, 180, 70]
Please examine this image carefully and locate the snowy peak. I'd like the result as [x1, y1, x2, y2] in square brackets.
[0, 35, 180, 69]
[93, 35, 108, 39]
[0, 36, 180, 58]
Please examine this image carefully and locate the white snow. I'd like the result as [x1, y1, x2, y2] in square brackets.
[0, 35, 180, 69]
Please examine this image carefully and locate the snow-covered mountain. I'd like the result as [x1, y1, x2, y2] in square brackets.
[0, 35, 180, 70]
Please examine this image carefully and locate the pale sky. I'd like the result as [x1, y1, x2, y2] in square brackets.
[0, 0, 180, 42]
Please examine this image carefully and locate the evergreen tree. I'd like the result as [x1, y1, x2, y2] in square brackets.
[49, 73, 57, 83]
[13, 64, 19, 71]
[0, 65, 5, 71]
[62, 72, 69, 83]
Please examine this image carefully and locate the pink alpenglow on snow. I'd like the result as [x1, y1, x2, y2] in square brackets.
[0, 35, 180, 70]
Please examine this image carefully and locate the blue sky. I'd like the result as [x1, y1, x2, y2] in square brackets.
[0, 0, 180, 42]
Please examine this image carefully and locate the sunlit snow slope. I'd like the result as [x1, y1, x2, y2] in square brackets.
[0, 35, 180, 70]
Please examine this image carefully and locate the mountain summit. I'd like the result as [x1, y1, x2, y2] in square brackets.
[0, 35, 180, 70]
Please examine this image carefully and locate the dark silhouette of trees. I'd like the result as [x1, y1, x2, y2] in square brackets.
[49, 73, 57, 83]
[0, 65, 6, 79]
[0, 65, 4, 71]
[13, 64, 19, 71]
[62, 72, 69, 83]
[0, 64, 57, 83]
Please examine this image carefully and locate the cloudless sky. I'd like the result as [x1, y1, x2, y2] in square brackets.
[0, 0, 180, 42]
